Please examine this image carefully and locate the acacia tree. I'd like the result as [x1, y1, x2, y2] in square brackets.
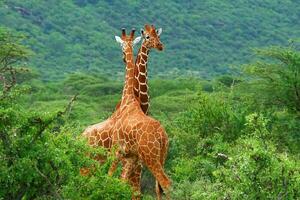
[227, 45, 300, 154]
[244, 45, 300, 113]
[0, 27, 32, 95]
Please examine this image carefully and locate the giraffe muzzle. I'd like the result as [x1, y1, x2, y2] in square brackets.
[157, 43, 164, 51]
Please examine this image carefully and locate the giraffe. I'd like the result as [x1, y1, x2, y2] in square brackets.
[81, 24, 163, 170]
[134, 24, 163, 115]
[110, 24, 164, 198]
[81, 25, 165, 199]
[112, 28, 171, 200]
[80, 31, 141, 175]
[123, 24, 165, 199]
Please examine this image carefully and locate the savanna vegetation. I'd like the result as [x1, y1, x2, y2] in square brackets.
[1, 0, 300, 199]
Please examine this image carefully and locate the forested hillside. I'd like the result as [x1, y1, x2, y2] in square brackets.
[1, 0, 299, 80]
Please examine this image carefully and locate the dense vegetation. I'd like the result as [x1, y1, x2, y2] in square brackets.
[1, 26, 299, 199]
[0, 0, 299, 79]
[1, 0, 300, 199]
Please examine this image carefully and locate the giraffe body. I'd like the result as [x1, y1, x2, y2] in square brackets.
[83, 119, 113, 148]
[112, 103, 170, 185]
[82, 24, 162, 151]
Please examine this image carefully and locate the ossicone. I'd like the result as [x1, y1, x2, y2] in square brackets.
[122, 28, 126, 37]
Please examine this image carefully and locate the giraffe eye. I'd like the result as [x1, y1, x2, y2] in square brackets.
[146, 35, 150, 40]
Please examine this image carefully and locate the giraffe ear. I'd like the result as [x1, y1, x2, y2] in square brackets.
[140, 29, 144, 35]
[156, 28, 162, 36]
[115, 36, 123, 45]
[133, 36, 142, 46]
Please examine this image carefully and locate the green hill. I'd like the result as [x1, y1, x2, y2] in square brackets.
[0, 0, 299, 80]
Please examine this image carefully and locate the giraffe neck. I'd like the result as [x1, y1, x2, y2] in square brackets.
[134, 43, 150, 114]
[120, 46, 136, 107]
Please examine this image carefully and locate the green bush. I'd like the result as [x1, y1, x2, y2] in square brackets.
[0, 89, 131, 199]
[171, 113, 300, 200]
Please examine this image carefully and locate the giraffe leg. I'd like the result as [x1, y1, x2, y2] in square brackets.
[128, 163, 142, 200]
[108, 149, 123, 176]
[155, 165, 171, 200]
[81, 153, 107, 176]
[108, 159, 119, 176]
[80, 167, 91, 176]
[139, 152, 171, 199]
[120, 156, 139, 180]
[155, 180, 163, 200]
[120, 157, 142, 200]
[149, 161, 171, 199]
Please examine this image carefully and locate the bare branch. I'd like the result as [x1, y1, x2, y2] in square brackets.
[29, 95, 78, 145]
[34, 164, 62, 200]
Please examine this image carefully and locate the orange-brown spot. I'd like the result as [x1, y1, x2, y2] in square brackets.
[140, 94, 148, 102]
[148, 134, 155, 142]
[138, 64, 146, 72]
[141, 54, 147, 61]
[140, 83, 147, 91]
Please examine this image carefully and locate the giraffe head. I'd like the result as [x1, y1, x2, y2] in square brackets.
[140, 24, 163, 51]
[115, 28, 141, 55]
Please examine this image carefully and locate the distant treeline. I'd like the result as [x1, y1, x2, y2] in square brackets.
[0, 0, 299, 80]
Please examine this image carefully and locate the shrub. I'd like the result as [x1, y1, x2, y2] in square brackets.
[0, 89, 131, 199]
